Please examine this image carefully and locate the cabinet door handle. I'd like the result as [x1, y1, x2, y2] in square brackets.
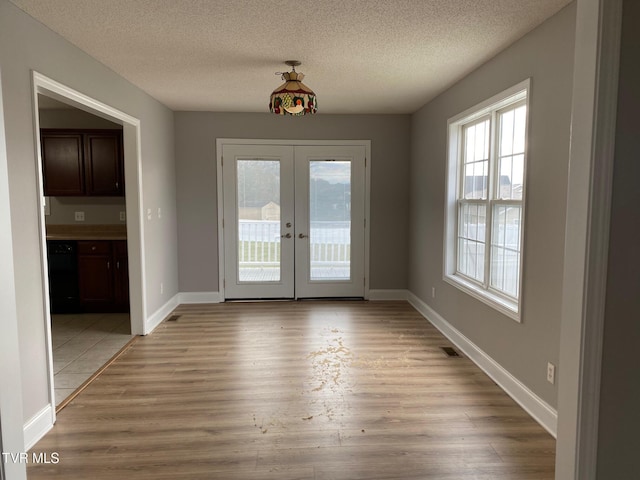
[116, 261, 120, 269]
[107, 261, 110, 270]
[115, 181, 119, 189]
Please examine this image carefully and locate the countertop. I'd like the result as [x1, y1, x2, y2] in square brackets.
[46, 224, 127, 241]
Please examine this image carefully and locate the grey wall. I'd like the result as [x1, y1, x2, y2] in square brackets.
[596, 0, 640, 476]
[0, 0, 178, 425]
[408, 3, 576, 407]
[175, 113, 410, 293]
[39, 106, 122, 129]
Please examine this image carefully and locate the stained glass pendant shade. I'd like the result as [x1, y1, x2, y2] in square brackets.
[269, 60, 317, 116]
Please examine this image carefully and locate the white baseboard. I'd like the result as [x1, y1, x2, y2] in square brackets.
[178, 291, 222, 304]
[369, 289, 408, 301]
[23, 404, 53, 450]
[145, 293, 180, 335]
[407, 291, 558, 438]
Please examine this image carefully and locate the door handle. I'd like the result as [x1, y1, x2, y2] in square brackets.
[298, 233, 309, 239]
[281, 233, 291, 239]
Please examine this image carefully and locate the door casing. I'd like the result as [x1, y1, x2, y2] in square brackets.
[216, 139, 371, 301]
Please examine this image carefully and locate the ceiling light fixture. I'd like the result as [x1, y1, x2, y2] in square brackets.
[269, 60, 317, 116]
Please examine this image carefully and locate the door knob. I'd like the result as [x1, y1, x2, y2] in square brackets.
[286, 222, 292, 228]
[281, 233, 291, 239]
[298, 233, 309, 239]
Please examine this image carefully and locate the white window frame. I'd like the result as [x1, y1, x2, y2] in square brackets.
[443, 79, 530, 322]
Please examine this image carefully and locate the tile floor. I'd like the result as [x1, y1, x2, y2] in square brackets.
[51, 313, 133, 406]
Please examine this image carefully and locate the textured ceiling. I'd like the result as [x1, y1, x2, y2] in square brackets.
[11, 0, 571, 114]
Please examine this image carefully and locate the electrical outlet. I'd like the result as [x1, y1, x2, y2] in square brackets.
[147, 208, 152, 220]
[74, 211, 85, 222]
[431, 287, 436, 298]
[120, 211, 126, 221]
[157, 207, 162, 219]
[547, 362, 556, 384]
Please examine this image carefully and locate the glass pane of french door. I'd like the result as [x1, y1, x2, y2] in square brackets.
[309, 161, 352, 281]
[222, 145, 294, 299]
[236, 159, 281, 282]
[295, 145, 366, 298]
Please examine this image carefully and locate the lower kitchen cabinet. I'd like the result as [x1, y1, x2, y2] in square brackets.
[78, 240, 129, 312]
[113, 240, 130, 309]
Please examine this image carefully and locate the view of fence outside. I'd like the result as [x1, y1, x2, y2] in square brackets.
[238, 220, 351, 282]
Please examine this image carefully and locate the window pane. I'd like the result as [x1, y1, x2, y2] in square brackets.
[500, 109, 514, 156]
[490, 205, 522, 298]
[498, 153, 524, 200]
[458, 239, 485, 283]
[465, 124, 476, 164]
[513, 105, 527, 154]
[457, 203, 486, 283]
[237, 160, 281, 282]
[463, 119, 490, 200]
[474, 120, 487, 162]
[498, 104, 526, 200]
[309, 161, 351, 281]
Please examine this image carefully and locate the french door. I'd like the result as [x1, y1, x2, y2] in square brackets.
[222, 143, 366, 299]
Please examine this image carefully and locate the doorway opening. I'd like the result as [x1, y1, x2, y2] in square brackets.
[32, 72, 147, 423]
[218, 140, 370, 301]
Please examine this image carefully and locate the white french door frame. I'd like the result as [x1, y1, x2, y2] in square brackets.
[216, 139, 371, 301]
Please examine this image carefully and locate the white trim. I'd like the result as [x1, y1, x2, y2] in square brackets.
[363, 142, 371, 301]
[447, 80, 529, 125]
[216, 139, 371, 301]
[556, 0, 623, 478]
[217, 139, 372, 147]
[407, 291, 558, 437]
[178, 292, 222, 304]
[443, 79, 530, 323]
[32, 73, 139, 125]
[443, 274, 519, 321]
[216, 140, 226, 301]
[0, 66, 28, 480]
[22, 405, 53, 451]
[145, 293, 180, 334]
[368, 289, 408, 301]
[30, 75, 57, 428]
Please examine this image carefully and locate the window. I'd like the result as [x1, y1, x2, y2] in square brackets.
[444, 80, 529, 321]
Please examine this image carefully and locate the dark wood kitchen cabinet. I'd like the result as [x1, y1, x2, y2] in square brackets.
[40, 132, 84, 196]
[112, 240, 130, 310]
[41, 129, 124, 197]
[78, 240, 129, 312]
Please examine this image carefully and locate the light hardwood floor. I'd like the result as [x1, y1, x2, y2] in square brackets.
[28, 301, 555, 479]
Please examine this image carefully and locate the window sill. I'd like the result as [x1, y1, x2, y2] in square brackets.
[443, 274, 521, 323]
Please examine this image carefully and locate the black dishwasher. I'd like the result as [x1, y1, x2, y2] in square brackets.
[47, 240, 80, 314]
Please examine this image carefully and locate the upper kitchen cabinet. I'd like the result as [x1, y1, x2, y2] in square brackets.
[41, 132, 85, 196]
[85, 132, 123, 196]
[41, 129, 124, 197]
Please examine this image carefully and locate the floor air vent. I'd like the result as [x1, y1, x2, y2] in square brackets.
[166, 315, 181, 322]
[441, 346, 461, 357]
